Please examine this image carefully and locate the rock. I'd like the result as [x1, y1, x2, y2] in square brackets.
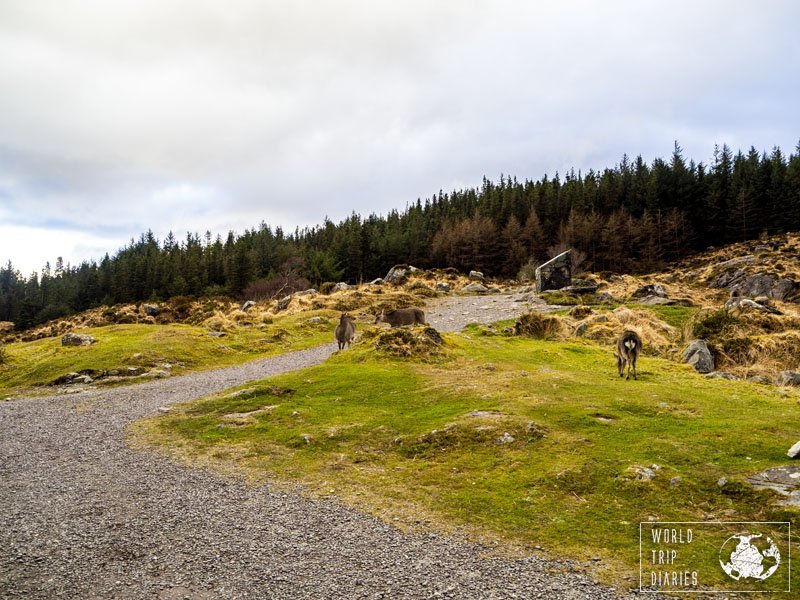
[746, 375, 771, 384]
[435, 281, 451, 293]
[488, 287, 501, 294]
[143, 304, 160, 316]
[560, 282, 598, 295]
[332, 282, 350, 292]
[632, 284, 668, 298]
[498, 432, 515, 444]
[468, 270, 485, 281]
[636, 295, 677, 306]
[240, 300, 256, 311]
[754, 295, 771, 304]
[704, 371, 739, 381]
[208, 331, 226, 338]
[592, 314, 610, 323]
[670, 477, 681, 487]
[746, 465, 800, 496]
[294, 288, 317, 296]
[308, 317, 324, 324]
[574, 322, 588, 337]
[710, 269, 797, 301]
[775, 371, 800, 386]
[717, 477, 728, 487]
[74, 374, 93, 384]
[145, 369, 170, 379]
[712, 255, 756, 270]
[629, 466, 656, 481]
[682, 340, 714, 373]
[535, 251, 571, 293]
[787, 441, 800, 459]
[384, 265, 413, 284]
[461, 282, 489, 294]
[61, 333, 96, 346]
[276, 295, 292, 312]
[725, 297, 781, 314]
[368, 278, 384, 286]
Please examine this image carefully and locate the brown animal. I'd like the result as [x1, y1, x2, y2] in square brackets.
[374, 307, 427, 327]
[334, 312, 356, 350]
[615, 329, 642, 380]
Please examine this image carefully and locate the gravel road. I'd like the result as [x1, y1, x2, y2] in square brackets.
[0, 292, 642, 599]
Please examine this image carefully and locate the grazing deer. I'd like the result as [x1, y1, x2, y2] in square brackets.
[615, 330, 642, 380]
[374, 307, 427, 327]
[334, 312, 356, 350]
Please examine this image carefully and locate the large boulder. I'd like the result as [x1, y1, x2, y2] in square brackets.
[384, 265, 412, 284]
[143, 304, 161, 316]
[632, 283, 668, 298]
[535, 251, 571, 293]
[61, 333, 96, 347]
[332, 282, 350, 292]
[461, 282, 489, 294]
[682, 339, 714, 373]
[468, 270, 485, 281]
[710, 268, 797, 301]
[435, 281, 451, 293]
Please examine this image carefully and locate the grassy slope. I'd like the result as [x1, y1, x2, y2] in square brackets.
[0, 310, 338, 396]
[137, 328, 799, 591]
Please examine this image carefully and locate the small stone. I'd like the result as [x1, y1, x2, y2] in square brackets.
[788, 441, 800, 459]
[468, 270, 485, 281]
[670, 477, 681, 487]
[498, 432, 515, 444]
[240, 300, 256, 311]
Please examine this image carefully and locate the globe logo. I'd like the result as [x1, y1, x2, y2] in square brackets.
[719, 533, 781, 581]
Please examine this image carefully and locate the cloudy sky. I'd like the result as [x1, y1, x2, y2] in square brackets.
[1, 1, 799, 274]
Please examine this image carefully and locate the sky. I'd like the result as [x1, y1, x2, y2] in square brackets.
[1, 1, 799, 275]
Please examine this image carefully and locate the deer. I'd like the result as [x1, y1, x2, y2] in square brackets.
[374, 307, 428, 327]
[334, 312, 356, 350]
[615, 330, 643, 380]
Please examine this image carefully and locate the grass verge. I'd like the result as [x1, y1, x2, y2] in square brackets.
[0, 309, 339, 397]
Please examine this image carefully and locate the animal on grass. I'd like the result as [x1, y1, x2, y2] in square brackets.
[374, 307, 427, 327]
[334, 312, 356, 350]
[615, 329, 643, 380]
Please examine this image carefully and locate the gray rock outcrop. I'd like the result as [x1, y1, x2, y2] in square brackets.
[632, 284, 667, 298]
[461, 282, 489, 294]
[61, 333, 96, 347]
[469, 271, 485, 281]
[787, 441, 800, 459]
[332, 282, 350, 292]
[776, 371, 800, 387]
[435, 282, 451, 293]
[682, 339, 714, 373]
[143, 304, 161, 316]
[240, 300, 256, 311]
[535, 251, 571, 292]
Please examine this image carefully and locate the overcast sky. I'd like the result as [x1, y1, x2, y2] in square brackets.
[1, 1, 799, 274]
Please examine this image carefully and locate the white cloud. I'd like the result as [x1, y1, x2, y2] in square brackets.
[0, 0, 799, 272]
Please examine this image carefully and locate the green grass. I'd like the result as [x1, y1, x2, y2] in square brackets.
[0, 310, 338, 396]
[138, 332, 799, 592]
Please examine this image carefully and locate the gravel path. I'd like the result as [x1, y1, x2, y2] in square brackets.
[1, 293, 641, 599]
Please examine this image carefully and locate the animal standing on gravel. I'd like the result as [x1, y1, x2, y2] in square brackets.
[374, 307, 427, 327]
[615, 329, 643, 380]
[335, 313, 356, 350]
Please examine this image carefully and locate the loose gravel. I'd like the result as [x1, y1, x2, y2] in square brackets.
[1, 292, 644, 599]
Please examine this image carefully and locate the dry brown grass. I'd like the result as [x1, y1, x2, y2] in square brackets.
[579, 306, 678, 354]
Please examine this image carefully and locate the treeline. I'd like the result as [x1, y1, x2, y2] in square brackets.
[2, 141, 800, 330]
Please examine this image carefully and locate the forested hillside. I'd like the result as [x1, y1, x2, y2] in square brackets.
[2, 142, 799, 330]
